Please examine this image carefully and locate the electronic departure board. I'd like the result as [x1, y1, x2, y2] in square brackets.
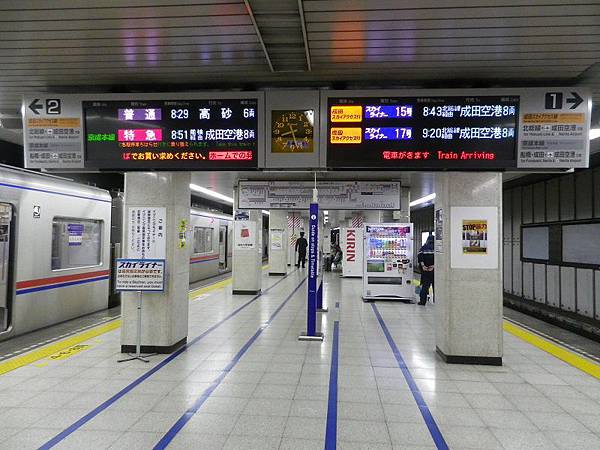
[84, 99, 260, 169]
[326, 95, 520, 169]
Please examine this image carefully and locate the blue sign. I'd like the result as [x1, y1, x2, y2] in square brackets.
[365, 127, 412, 141]
[365, 105, 413, 119]
[306, 203, 319, 336]
[67, 223, 84, 246]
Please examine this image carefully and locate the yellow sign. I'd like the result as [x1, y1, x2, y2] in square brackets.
[27, 118, 81, 128]
[178, 219, 188, 248]
[330, 127, 362, 144]
[523, 113, 584, 124]
[330, 106, 362, 122]
[48, 344, 90, 361]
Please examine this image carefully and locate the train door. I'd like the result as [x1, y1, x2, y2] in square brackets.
[0, 203, 13, 332]
[219, 225, 227, 270]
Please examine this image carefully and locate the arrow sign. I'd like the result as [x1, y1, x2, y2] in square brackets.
[28, 99, 43, 115]
[566, 92, 583, 109]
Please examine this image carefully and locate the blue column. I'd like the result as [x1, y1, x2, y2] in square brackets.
[306, 202, 319, 336]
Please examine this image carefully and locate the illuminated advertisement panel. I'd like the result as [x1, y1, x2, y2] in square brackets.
[326, 95, 520, 169]
[84, 98, 259, 169]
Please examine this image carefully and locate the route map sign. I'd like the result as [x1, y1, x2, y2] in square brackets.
[84, 98, 260, 169]
[326, 95, 520, 169]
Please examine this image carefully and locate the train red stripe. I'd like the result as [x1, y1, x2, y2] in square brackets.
[16, 270, 111, 289]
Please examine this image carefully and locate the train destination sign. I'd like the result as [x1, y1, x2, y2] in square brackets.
[326, 95, 520, 169]
[83, 98, 260, 169]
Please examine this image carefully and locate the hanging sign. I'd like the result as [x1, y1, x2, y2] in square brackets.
[127, 207, 166, 259]
[67, 223, 84, 246]
[517, 89, 591, 168]
[23, 95, 84, 169]
[115, 259, 165, 292]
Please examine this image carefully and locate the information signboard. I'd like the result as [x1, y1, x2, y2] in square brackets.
[126, 207, 166, 259]
[238, 181, 400, 210]
[115, 259, 165, 292]
[23, 95, 85, 169]
[326, 95, 520, 169]
[517, 89, 591, 168]
[84, 98, 260, 169]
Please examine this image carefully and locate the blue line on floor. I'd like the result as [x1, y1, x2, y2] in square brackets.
[371, 304, 449, 450]
[154, 277, 307, 449]
[324, 320, 340, 450]
[38, 270, 298, 450]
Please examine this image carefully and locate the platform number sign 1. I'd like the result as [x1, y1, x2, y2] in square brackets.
[545, 92, 563, 110]
[545, 91, 584, 110]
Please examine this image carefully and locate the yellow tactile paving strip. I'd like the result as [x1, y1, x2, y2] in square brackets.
[504, 320, 600, 380]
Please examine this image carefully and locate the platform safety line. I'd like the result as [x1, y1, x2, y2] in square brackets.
[0, 267, 271, 377]
[503, 320, 600, 380]
[0, 320, 121, 376]
[153, 276, 307, 449]
[39, 270, 297, 450]
[324, 320, 340, 450]
[371, 304, 449, 450]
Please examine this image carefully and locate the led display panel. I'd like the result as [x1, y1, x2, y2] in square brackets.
[84, 99, 259, 169]
[326, 95, 520, 169]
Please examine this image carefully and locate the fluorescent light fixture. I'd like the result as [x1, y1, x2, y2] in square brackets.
[409, 193, 436, 207]
[261, 210, 270, 215]
[591, 128, 600, 140]
[189, 184, 233, 204]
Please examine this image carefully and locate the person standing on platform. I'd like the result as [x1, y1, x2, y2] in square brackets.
[417, 235, 435, 305]
[295, 231, 308, 268]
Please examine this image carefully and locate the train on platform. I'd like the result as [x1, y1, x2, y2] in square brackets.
[0, 165, 237, 341]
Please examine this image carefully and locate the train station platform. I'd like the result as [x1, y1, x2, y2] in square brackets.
[1, 270, 600, 450]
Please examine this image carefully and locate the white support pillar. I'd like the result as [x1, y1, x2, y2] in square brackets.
[121, 172, 191, 353]
[268, 210, 288, 276]
[232, 208, 263, 295]
[434, 172, 503, 365]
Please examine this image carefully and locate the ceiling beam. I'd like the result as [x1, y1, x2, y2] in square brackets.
[243, 0, 275, 73]
[297, 0, 312, 71]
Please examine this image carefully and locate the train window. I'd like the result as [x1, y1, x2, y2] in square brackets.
[51, 218, 102, 270]
[193, 227, 214, 254]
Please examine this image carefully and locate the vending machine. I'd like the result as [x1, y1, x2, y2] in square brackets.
[362, 223, 414, 301]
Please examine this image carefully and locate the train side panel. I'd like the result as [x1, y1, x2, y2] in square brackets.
[0, 169, 111, 340]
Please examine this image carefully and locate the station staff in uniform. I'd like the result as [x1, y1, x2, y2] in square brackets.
[295, 231, 308, 268]
[417, 235, 435, 305]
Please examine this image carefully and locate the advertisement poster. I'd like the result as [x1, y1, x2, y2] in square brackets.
[450, 207, 498, 269]
[462, 220, 488, 254]
[234, 221, 256, 249]
[127, 207, 166, 259]
[271, 229, 284, 250]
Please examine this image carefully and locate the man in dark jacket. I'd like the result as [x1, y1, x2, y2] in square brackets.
[417, 235, 435, 305]
[295, 231, 308, 268]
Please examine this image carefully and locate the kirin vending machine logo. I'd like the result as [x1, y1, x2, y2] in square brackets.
[346, 229, 356, 262]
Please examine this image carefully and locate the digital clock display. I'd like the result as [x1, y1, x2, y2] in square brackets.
[84, 98, 259, 169]
[327, 95, 520, 169]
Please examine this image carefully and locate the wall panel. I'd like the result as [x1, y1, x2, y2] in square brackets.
[533, 263, 546, 304]
[576, 269, 594, 318]
[533, 182, 545, 223]
[546, 178, 560, 222]
[547, 265, 560, 308]
[523, 262, 534, 300]
[559, 174, 575, 220]
[522, 185, 533, 224]
[560, 266, 576, 312]
[575, 170, 593, 220]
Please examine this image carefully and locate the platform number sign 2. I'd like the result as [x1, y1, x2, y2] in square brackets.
[45, 99, 61, 115]
[27, 98, 61, 115]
